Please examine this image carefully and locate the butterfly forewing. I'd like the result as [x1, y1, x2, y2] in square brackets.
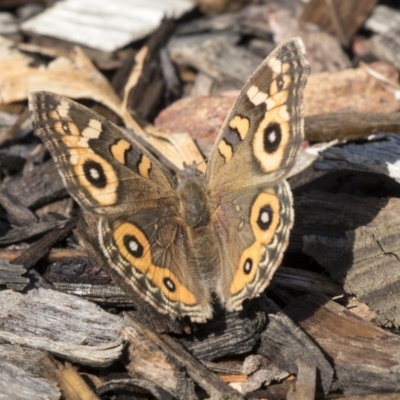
[29, 92, 176, 215]
[206, 37, 310, 193]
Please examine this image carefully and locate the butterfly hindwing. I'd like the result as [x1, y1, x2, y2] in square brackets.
[99, 210, 213, 321]
[212, 181, 293, 310]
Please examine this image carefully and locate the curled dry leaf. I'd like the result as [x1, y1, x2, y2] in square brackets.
[0, 36, 203, 171]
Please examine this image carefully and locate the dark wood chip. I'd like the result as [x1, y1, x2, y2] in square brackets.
[4, 159, 67, 209]
[284, 293, 400, 395]
[0, 258, 29, 291]
[257, 297, 334, 395]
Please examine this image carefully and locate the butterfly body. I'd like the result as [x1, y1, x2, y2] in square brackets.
[29, 38, 309, 322]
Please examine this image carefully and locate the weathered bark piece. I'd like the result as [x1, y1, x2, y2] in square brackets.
[263, 4, 350, 73]
[154, 93, 236, 155]
[190, 72, 215, 96]
[303, 196, 400, 328]
[304, 62, 400, 115]
[21, 0, 194, 52]
[197, 0, 250, 14]
[294, 191, 387, 237]
[0, 190, 37, 226]
[0, 259, 29, 291]
[300, 0, 377, 46]
[96, 377, 177, 400]
[181, 307, 266, 361]
[242, 355, 289, 394]
[123, 314, 245, 400]
[286, 359, 316, 400]
[162, 328, 244, 400]
[0, 344, 46, 376]
[257, 298, 333, 394]
[202, 360, 243, 375]
[0, 288, 124, 367]
[273, 266, 343, 298]
[34, 197, 74, 220]
[291, 191, 388, 254]
[168, 33, 263, 89]
[41, 354, 99, 400]
[0, 12, 18, 37]
[160, 47, 181, 103]
[42, 254, 109, 286]
[305, 112, 400, 142]
[0, 361, 60, 400]
[314, 134, 400, 184]
[3, 159, 67, 209]
[0, 217, 69, 245]
[369, 28, 400, 70]
[122, 325, 197, 400]
[121, 18, 175, 120]
[54, 283, 134, 306]
[177, 5, 272, 38]
[335, 395, 400, 400]
[0, 143, 38, 172]
[11, 217, 76, 270]
[0, 247, 86, 263]
[365, 5, 400, 34]
[284, 293, 400, 395]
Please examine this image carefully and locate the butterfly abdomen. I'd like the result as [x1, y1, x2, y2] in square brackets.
[177, 163, 211, 228]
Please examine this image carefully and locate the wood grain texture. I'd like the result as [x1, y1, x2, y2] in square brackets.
[285, 293, 400, 395]
[0, 289, 124, 367]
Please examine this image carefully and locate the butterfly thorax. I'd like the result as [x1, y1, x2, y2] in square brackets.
[177, 163, 210, 228]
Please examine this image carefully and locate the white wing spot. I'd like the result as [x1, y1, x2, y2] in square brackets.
[90, 167, 100, 181]
[128, 239, 139, 253]
[247, 85, 268, 106]
[269, 56, 283, 74]
[82, 119, 102, 139]
[260, 211, 270, 225]
[268, 130, 277, 144]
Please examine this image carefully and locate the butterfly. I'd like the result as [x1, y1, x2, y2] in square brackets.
[29, 37, 309, 322]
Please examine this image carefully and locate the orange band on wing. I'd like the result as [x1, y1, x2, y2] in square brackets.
[230, 188, 281, 295]
[113, 222, 197, 305]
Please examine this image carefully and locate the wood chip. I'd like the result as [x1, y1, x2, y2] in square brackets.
[285, 293, 400, 395]
[304, 196, 400, 328]
[0, 258, 29, 291]
[258, 298, 334, 395]
[314, 134, 400, 183]
[21, 0, 195, 53]
[0, 361, 60, 400]
[300, 0, 377, 46]
[0, 288, 124, 367]
[304, 62, 400, 115]
[365, 5, 400, 34]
